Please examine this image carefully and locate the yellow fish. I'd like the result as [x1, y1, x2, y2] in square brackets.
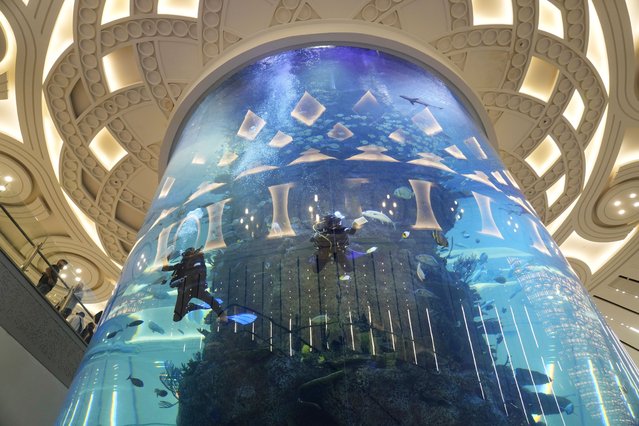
[402, 231, 410, 239]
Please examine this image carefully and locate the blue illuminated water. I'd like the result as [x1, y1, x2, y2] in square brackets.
[58, 47, 639, 425]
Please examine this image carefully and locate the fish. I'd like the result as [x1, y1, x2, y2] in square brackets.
[393, 186, 414, 199]
[479, 299, 495, 311]
[127, 374, 144, 387]
[228, 313, 258, 325]
[106, 330, 120, 339]
[416, 262, 426, 282]
[148, 321, 165, 334]
[339, 274, 351, 281]
[197, 328, 210, 337]
[366, 246, 378, 254]
[496, 335, 503, 344]
[347, 250, 367, 260]
[414, 288, 437, 298]
[154, 388, 168, 398]
[401, 231, 410, 239]
[361, 210, 395, 228]
[562, 403, 574, 415]
[311, 314, 329, 324]
[432, 230, 448, 247]
[515, 368, 552, 386]
[494, 276, 507, 284]
[399, 95, 444, 109]
[415, 254, 438, 267]
[501, 307, 507, 314]
[177, 329, 184, 335]
[462, 231, 470, 238]
[509, 287, 523, 300]
[127, 320, 144, 328]
[479, 252, 488, 263]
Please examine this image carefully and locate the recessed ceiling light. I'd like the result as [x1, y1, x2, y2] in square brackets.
[634, 202, 639, 208]
[60, 273, 67, 279]
[0, 185, 6, 192]
[75, 268, 82, 274]
[629, 193, 637, 199]
[74, 277, 81, 282]
[613, 200, 621, 206]
[618, 209, 626, 215]
[4, 176, 13, 182]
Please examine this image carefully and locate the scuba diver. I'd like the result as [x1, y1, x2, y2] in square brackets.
[311, 213, 361, 274]
[162, 247, 227, 323]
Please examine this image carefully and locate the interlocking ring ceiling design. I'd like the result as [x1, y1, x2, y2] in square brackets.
[2, 0, 638, 301]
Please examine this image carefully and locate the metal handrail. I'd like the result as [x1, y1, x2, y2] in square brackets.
[0, 203, 95, 323]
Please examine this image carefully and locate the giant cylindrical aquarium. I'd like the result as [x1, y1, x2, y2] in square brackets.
[58, 46, 639, 425]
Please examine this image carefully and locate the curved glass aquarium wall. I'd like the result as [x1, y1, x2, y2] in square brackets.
[59, 46, 639, 425]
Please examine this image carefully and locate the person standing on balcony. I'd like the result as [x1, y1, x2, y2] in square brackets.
[35, 259, 68, 296]
[58, 283, 84, 318]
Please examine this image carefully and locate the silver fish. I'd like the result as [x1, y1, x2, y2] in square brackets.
[361, 210, 395, 228]
[416, 262, 426, 282]
[414, 288, 438, 298]
[415, 254, 438, 267]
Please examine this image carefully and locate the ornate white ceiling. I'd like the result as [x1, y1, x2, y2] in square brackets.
[0, 0, 638, 360]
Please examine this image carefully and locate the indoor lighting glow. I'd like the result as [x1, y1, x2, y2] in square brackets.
[630, 193, 637, 199]
[519, 56, 559, 103]
[563, 89, 585, 129]
[389, 129, 407, 143]
[289, 149, 336, 165]
[89, 128, 128, 171]
[585, 107, 608, 185]
[538, 0, 564, 38]
[157, 0, 199, 18]
[619, 209, 626, 215]
[471, 0, 512, 25]
[561, 227, 638, 274]
[586, 0, 609, 92]
[546, 196, 578, 235]
[327, 123, 354, 141]
[525, 135, 561, 177]
[62, 190, 111, 259]
[102, 46, 143, 93]
[75, 268, 82, 274]
[291, 92, 325, 126]
[614, 200, 622, 207]
[42, 94, 64, 180]
[412, 108, 443, 136]
[0, 184, 6, 192]
[634, 202, 639, 208]
[614, 126, 639, 169]
[101, 0, 130, 25]
[159, 176, 175, 199]
[237, 110, 266, 140]
[4, 175, 13, 182]
[0, 10, 22, 143]
[444, 145, 467, 160]
[546, 175, 565, 206]
[628, 0, 639, 63]
[268, 131, 293, 148]
[43, 0, 74, 82]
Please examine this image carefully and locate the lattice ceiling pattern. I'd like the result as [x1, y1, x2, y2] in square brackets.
[0, 0, 639, 354]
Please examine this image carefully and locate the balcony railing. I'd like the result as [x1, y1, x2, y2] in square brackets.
[0, 203, 96, 344]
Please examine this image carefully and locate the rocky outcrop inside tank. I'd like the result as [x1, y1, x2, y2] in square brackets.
[176, 324, 527, 426]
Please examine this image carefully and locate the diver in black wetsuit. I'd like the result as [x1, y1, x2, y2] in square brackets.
[162, 247, 227, 322]
[311, 214, 359, 274]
